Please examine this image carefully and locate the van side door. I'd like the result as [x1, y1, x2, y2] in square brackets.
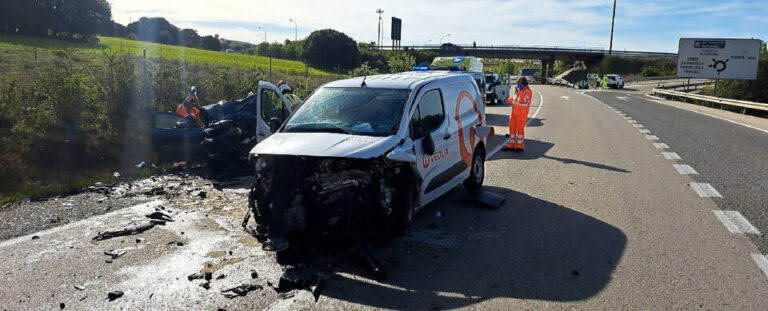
[409, 88, 453, 204]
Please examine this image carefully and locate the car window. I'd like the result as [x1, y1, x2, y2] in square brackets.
[410, 89, 444, 138]
[261, 88, 287, 123]
[154, 113, 184, 129]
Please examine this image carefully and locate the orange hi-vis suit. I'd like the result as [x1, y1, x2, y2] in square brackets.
[176, 103, 200, 121]
[506, 86, 532, 149]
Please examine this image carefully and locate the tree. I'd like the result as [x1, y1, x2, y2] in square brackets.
[127, 17, 179, 44]
[387, 52, 415, 73]
[179, 29, 201, 48]
[200, 35, 222, 51]
[301, 29, 360, 70]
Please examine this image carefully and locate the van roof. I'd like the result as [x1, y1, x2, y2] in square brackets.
[324, 71, 473, 90]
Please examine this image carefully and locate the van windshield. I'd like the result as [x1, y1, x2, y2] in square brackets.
[284, 87, 410, 136]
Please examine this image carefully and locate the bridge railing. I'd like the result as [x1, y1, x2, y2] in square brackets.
[652, 88, 768, 113]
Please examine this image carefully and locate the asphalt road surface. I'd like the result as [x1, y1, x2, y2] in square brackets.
[1, 85, 767, 310]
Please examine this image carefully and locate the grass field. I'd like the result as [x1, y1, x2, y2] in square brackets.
[0, 34, 333, 75]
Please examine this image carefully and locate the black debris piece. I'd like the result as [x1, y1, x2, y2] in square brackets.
[149, 219, 167, 226]
[204, 272, 213, 281]
[221, 284, 262, 298]
[200, 282, 211, 290]
[79, 295, 88, 301]
[198, 191, 207, 198]
[145, 211, 174, 222]
[31, 235, 40, 240]
[168, 241, 184, 247]
[310, 276, 325, 301]
[74, 285, 85, 291]
[572, 270, 580, 276]
[274, 269, 325, 301]
[217, 308, 227, 311]
[216, 274, 226, 280]
[60, 302, 65, 309]
[104, 249, 126, 259]
[136, 238, 145, 243]
[250, 271, 258, 279]
[92, 223, 156, 241]
[187, 273, 204, 281]
[107, 291, 124, 301]
[149, 293, 154, 299]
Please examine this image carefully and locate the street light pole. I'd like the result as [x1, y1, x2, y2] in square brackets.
[440, 34, 450, 45]
[376, 9, 384, 47]
[289, 19, 297, 41]
[257, 26, 267, 43]
[609, 0, 616, 55]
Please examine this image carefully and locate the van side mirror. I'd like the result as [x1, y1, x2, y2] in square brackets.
[269, 117, 282, 133]
[422, 135, 435, 155]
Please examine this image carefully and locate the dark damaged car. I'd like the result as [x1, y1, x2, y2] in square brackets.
[150, 81, 293, 168]
[247, 72, 494, 250]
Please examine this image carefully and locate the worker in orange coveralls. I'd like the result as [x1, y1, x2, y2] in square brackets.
[504, 77, 532, 152]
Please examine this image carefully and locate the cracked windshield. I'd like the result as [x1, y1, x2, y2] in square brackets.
[1, 0, 767, 310]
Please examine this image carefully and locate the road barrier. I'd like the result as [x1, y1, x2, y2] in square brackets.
[652, 88, 768, 113]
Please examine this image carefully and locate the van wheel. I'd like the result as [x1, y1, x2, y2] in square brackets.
[463, 148, 485, 191]
[391, 185, 417, 236]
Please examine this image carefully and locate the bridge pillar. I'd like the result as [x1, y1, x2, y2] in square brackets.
[540, 60, 550, 84]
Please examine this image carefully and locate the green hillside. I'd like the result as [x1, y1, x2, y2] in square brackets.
[0, 34, 332, 75]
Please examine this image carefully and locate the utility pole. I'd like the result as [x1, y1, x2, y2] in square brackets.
[609, 0, 616, 55]
[257, 26, 267, 43]
[289, 19, 297, 41]
[376, 9, 384, 48]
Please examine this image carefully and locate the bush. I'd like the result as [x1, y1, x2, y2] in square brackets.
[387, 52, 415, 73]
[350, 62, 376, 77]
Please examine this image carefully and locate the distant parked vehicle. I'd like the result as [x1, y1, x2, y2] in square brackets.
[606, 74, 625, 89]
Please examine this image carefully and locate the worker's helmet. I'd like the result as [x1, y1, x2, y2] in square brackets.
[278, 83, 292, 94]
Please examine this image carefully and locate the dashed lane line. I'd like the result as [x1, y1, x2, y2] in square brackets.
[662, 152, 682, 160]
[639, 129, 652, 134]
[673, 164, 699, 175]
[653, 143, 670, 149]
[751, 254, 768, 280]
[691, 183, 723, 198]
[633, 124, 645, 128]
[645, 135, 660, 140]
[713, 210, 760, 234]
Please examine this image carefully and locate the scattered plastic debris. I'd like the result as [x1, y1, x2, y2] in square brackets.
[187, 273, 204, 281]
[74, 285, 85, 291]
[200, 282, 211, 290]
[104, 249, 126, 259]
[107, 291, 124, 301]
[31, 235, 40, 240]
[221, 284, 262, 298]
[250, 271, 258, 279]
[145, 211, 173, 223]
[92, 223, 156, 241]
[135, 161, 147, 169]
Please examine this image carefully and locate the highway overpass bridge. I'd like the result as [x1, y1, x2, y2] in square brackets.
[377, 44, 677, 81]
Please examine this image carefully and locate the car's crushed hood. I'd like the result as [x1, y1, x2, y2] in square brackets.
[250, 133, 401, 159]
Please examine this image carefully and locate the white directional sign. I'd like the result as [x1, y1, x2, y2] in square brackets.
[677, 38, 761, 80]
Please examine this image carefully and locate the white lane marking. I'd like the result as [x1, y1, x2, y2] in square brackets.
[0, 200, 166, 248]
[662, 152, 682, 160]
[751, 254, 768, 280]
[713, 210, 760, 234]
[560, 96, 570, 101]
[488, 87, 544, 158]
[654, 143, 669, 149]
[645, 135, 659, 140]
[642, 94, 768, 135]
[673, 164, 698, 175]
[633, 124, 645, 128]
[639, 129, 652, 134]
[617, 96, 630, 101]
[691, 183, 723, 198]
[628, 120, 638, 124]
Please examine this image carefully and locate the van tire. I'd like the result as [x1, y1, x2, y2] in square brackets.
[463, 147, 485, 191]
[391, 185, 417, 236]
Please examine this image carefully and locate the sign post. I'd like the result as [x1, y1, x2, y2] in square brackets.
[391, 17, 402, 50]
[677, 38, 760, 80]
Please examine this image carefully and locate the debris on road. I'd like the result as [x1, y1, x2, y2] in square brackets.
[135, 161, 147, 169]
[107, 291, 124, 301]
[145, 211, 174, 222]
[221, 284, 262, 298]
[92, 223, 156, 241]
[31, 235, 40, 240]
[461, 191, 506, 209]
[250, 270, 258, 279]
[187, 273, 204, 281]
[200, 282, 211, 290]
[273, 269, 326, 301]
[104, 249, 126, 259]
[74, 285, 85, 291]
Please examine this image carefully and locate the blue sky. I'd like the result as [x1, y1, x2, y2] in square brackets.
[110, 0, 768, 52]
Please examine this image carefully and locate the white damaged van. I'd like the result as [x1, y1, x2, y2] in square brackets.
[247, 71, 493, 245]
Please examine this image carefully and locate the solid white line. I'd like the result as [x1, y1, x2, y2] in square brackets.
[653, 143, 670, 149]
[488, 87, 545, 158]
[691, 183, 723, 198]
[0, 200, 165, 248]
[641, 94, 768, 135]
[713, 210, 760, 234]
[645, 135, 659, 140]
[751, 254, 768, 280]
[662, 152, 682, 160]
[673, 164, 698, 175]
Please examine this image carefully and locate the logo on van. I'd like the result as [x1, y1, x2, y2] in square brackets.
[453, 57, 465, 63]
[454, 90, 484, 168]
[422, 148, 449, 169]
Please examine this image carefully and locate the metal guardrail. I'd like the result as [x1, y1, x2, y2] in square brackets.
[624, 76, 678, 83]
[652, 88, 768, 113]
[374, 45, 677, 58]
